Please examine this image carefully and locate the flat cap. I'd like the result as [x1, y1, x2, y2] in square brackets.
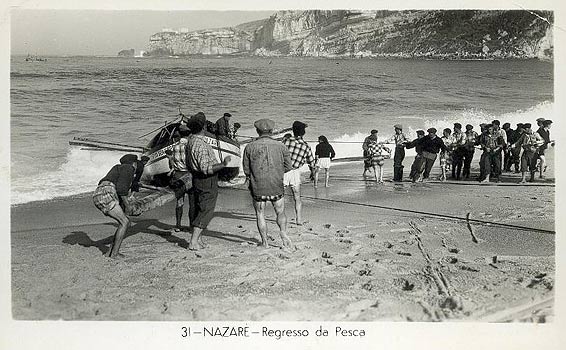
[394, 124, 403, 130]
[523, 123, 532, 128]
[224, 112, 232, 117]
[427, 127, 437, 133]
[254, 118, 275, 132]
[119, 154, 138, 165]
[188, 112, 206, 129]
[292, 121, 307, 129]
[536, 117, 545, 122]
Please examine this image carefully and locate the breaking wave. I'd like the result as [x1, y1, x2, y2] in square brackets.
[10, 101, 554, 205]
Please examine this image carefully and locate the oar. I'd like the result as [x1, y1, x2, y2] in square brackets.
[138, 107, 187, 139]
[137, 118, 180, 139]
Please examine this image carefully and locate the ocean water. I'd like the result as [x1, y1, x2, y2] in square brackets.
[10, 56, 553, 205]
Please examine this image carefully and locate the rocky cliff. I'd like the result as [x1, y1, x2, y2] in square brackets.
[147, 10, 553, 59]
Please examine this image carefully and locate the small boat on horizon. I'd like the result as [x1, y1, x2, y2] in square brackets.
[25, 54, 47, 62]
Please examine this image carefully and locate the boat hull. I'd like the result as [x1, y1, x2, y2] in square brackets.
[142, 132, 241, 181]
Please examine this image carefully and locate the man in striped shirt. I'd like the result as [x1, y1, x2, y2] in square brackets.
[282, 121, 315, 226]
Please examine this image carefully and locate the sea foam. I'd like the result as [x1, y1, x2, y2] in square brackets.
[10, 101, 554, 205]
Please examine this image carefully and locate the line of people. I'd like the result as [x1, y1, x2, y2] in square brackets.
[361, 118, 554, 184]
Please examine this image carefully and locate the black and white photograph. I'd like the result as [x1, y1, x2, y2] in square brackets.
[1, 0, 564, 349]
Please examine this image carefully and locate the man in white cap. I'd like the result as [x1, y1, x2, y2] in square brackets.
[243, 119, 294, 250]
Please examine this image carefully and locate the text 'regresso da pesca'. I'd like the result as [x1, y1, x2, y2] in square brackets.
[181, 326, 366, 339]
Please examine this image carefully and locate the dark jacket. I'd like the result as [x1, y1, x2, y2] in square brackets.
[99, 164, 135, 196]
[243, 136, 292, 197]
[416, 135, 447, 154]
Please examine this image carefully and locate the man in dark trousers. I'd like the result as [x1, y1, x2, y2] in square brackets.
[451, 123, 466, 180]
[478, 124, 505, 183]
[413, 128, 447, 181]
[186, 113, 231, 251]
[384, 124, 409, 182]
[405, 130, 426, 182]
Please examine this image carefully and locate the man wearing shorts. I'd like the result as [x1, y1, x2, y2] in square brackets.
[243, 118, 294, 249]
[92, 154, 138, 259]
[535, 119, 553, 179]
[282, 121, 315, 225]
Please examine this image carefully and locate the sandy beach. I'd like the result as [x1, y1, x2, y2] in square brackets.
[10, 152, 555, 321]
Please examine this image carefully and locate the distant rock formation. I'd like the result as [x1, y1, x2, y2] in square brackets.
[117, 49, 135, 57]
[147, 10, 553, 60]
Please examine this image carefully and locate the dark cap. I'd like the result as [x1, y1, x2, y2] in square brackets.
[292, 121, 307, 130]
[536, 117, 545, 122]
[542, 119, 553, 126]
[427, 127, 437, 134]
[119, 154, 138, 165]
[416, 130, 425, 135]
[254, 118, 275, 133]
[371, 129, 378, 134]
[188, 112, 206, 131]
[523, 123, 532, 128]
[223, 112, 232, 118]
[394, 124, 403, 130]
[454, 123, 462, 129]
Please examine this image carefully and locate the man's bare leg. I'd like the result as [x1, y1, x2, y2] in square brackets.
[174, 197, 184, 231]
[106, 205, 130, 259]
[539, 155, 546, 178]
[252, 200, 269, 247]
[272, 197, 293, 249]
[189, 226, 206, 251]
[290, 184, 302, 225]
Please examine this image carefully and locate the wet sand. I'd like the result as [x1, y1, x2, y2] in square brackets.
[10, 151, 555, 321]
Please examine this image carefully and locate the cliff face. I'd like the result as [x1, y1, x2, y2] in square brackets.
[147, 10, 553, 59]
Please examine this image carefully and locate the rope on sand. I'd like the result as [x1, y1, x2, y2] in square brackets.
[298, 195, 555, 235]
[228, 186, 554, 235]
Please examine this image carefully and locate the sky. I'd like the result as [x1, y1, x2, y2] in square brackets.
[10, 10, 275, 56]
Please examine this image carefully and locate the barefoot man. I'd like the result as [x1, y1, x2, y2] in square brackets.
[92, 154, 138, 259]
[282, 121, 315, 226]
[243, 119, 294, 249]
[186, 113, 231, 251]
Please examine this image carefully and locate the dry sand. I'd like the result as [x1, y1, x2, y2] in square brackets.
[10, 152, 555, 321]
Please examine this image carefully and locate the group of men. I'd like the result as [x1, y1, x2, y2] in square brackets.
[363, 118, 554, 184]
[94, 112, 232, 258]
[93, 112, 317, 258]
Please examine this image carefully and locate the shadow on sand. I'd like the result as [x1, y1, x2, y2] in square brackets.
[62, 216, 261, 253]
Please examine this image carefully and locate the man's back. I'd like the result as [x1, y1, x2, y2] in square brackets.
[283, 136, 314, 169]
[243, 136, 291, 197]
